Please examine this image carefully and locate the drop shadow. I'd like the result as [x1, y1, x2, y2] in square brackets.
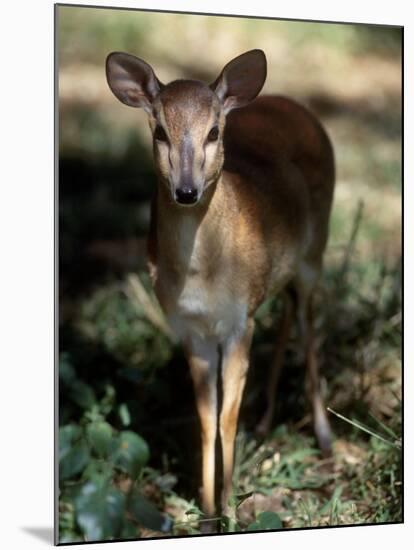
[21, 526, 54, 545]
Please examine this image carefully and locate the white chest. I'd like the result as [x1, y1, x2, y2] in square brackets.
[167, 259, 247, 344]
[159, 214, 247, 343]
[168, 279, 248, 344]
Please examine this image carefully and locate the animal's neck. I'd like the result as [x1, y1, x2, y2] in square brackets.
[156, 176, 226, 271]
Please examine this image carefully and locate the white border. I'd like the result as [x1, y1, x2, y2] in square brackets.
[0, 1, 411, 549]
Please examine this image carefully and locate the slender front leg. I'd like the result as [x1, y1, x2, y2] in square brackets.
[220, 319, 255, 515]
[184, 335, 219, 517]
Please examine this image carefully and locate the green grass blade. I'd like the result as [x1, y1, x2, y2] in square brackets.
[327, 408, 401, 449]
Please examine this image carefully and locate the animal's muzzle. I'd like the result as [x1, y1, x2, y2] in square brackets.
[175, 186, 198, 205]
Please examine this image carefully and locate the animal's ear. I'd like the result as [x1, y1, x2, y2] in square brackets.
[105, 52, 163, 113]
[211, 49, 267, 114]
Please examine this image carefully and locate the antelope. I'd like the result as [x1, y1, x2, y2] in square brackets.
[106, 49, 335, 521]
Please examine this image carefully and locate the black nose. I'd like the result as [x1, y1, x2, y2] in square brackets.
[175, 187, 198, 205]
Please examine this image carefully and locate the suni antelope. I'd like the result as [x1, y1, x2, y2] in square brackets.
[106, 49, 335, 520]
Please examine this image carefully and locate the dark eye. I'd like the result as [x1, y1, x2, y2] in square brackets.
[207, 126, 219, 142]
[154, 125, 168, 143]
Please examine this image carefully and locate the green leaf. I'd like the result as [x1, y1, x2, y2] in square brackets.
[59, 425, 90, 481]
[99, 384, 116, 416]
[185, 506, 203, 516]
[59, 424, 82, 459]
[82, 459, 113, 485]
[59, 354, 76, 385]
[220, 515, 241, 532]
[86, 421, 113, 457]
[128, 492, 172, 533]
[283, 448, 319, 463]
[75, 481, 125, 541]
[247, 511, 283, 531]
[60, 441, 90, 481]
[69, 379, 96, 410]
[120, 519, 140, 539]
[111, 431, 149, 478]
[118, 403, 131, 427]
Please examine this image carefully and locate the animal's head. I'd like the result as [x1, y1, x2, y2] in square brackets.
[106, 49, 267, 206]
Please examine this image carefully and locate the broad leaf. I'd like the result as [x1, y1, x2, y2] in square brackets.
[86, 421, 113, 457]
[185, 506, 203, 516]
[120, 519, 140, 539]
[59, 424, 82, 459]
[118, 403, 131, 427]
[75, 481, 125, 541]
[59, 425, 90, 481]
[81, 458, 113, 485]
[69, 379, 96, 410]
[247, 511, 283, 531]
[111, 431, 149, 478]
[128, 491, 172, 533]
[59, 354, 76, 385]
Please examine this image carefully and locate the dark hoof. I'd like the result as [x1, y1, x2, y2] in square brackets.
[315, 419, 333, 456]
[319, 437, 333, 458]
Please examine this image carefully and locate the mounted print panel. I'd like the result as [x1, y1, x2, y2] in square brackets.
[56, 3, 402, 544]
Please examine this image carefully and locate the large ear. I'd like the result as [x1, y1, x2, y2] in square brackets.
[105, 52, 163, 113]
[211, 49, 267, 114]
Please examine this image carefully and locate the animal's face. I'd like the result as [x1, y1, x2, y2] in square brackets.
[149, 81, 225, 205]
[106, 49, 267, 206]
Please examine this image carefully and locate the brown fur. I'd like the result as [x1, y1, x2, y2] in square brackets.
[148, 93, 335, 520]
[106, 50, 335, 522]
[149, 94, 335, 317]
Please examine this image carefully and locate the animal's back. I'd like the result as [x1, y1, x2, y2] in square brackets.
[223, 95, 335, 270]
